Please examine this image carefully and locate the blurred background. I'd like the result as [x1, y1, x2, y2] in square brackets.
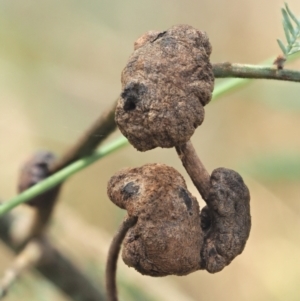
[1, 0, 300, 300]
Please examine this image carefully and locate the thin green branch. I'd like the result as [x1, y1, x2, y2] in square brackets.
[0, 136, 128, 217]
[277, 3, 300, 56]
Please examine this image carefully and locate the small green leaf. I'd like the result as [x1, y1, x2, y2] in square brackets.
[282, 8, 296, 37]
[289, 47, 300, 55]
[285, 2, 300, 27]
[277, 38, 287, 55]
[283, 19, 292, 44]
[277, 4, 300, 58]
[281, 8, 297, 38]
[289, 42, 300, 54]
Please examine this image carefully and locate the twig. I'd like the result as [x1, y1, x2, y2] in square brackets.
[0, 213, 105, 301]
[213, 62, 300, 82]
[38, 237, 105, 301]
[0, 239, 43, 298]
[175, 141, 211, 201]
[212, 52, 300, 99]
[106, 216, 137, 301]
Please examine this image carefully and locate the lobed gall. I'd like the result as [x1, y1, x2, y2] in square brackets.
[107, 163, 203, 276]
[107, 164, 251, 276]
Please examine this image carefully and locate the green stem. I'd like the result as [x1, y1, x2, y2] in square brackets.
[0, 136, 128, 216]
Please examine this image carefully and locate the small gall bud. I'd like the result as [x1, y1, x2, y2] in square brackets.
[273, 55, 286, 70]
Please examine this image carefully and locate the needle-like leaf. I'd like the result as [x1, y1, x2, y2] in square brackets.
[283, 19, 292, 44]
[277, 3, 300, 57]
[285, 2, 300, 27]
[277, 39, 288, 56]
[282, 8, 295, 37]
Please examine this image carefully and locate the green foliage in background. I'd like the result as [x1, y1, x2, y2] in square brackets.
[277, 3, 300, 56]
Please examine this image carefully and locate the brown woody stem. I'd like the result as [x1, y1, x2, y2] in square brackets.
[213, 62, 300, 82]
[106, 216, 137, 301]
[175, 140, 211, 201]
[0, 240, 42, 298]
[0, 213, 105, 301]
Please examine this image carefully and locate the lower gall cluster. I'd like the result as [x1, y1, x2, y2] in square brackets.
[107, 164, 251, 276]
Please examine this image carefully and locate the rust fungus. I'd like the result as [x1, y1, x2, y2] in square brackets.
[107, 163, 203, 276]
[200, 168, 251, 273]
[107, 164, 251, 277]
[116, 24, 214, 151]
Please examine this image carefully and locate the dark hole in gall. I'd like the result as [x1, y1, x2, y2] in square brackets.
[200, 207, 211, 231]
[122, 182, 139, 200]
[179, 187, 192, 211]
[121, 82, 147, 112]
[123, 97, 137, 111]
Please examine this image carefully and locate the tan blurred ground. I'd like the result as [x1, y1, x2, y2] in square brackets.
[1, 0, 300, 300]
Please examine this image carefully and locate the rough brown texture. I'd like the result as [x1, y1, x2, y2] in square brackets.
[107, 165, 251, 277]
[107, 163, 203, 276]
[200, 168, 251, 273]
[116, 24, 214, 151]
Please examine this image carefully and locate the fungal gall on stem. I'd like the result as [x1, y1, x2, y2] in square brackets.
[107, 164, 251, 277]
[116, 24, 214, 151]
[200, 168, 251, 273]
[107, 163, 203, 276]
